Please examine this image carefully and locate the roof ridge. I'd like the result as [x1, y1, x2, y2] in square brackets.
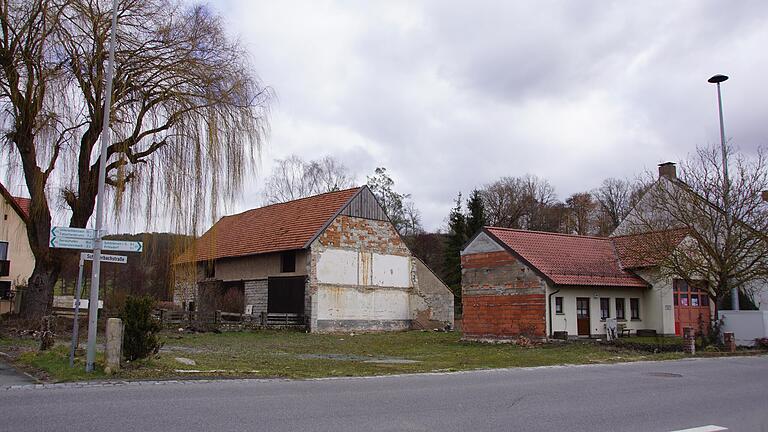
[611, 227, 688, 239]
[485, 226, 611, 241]
[222, 186, 363, 219]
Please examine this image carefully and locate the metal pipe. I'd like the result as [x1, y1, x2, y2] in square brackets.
[69, 254, 85, 367]
[547, 288, 561, 338]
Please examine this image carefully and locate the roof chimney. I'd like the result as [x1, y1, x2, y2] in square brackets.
[762, 190, 768, 202]
[658, 162, 677, 180]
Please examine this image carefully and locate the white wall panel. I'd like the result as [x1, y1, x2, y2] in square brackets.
[316, 286, 410, 320]
[317, 248, 358, 285]
[372, 253, 410, 288]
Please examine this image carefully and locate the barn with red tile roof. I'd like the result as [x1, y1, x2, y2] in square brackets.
[174, 186, 453, 332]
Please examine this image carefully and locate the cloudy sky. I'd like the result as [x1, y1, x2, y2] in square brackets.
[207, 0, 767, 231]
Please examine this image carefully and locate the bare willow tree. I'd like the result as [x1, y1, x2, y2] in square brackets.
[0, 0, 272, 318]
[263, 155, 354, 204]
[622, 144, 768, 304]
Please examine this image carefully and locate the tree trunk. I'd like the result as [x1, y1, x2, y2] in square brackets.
[19, 259, 60, 320]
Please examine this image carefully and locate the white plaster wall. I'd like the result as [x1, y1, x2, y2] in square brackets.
[316, 286, 410, 320]
[317, 248, 412, 289]
[372, 253, 410, 288]
[719, 310, 768, 346]
[744, 279, 768, 311]
[634, 268, 676, 335]
[0, 197, 35, 288]
[547, 286, 651, 336]
[316, 248, 358, 285]
[461, 231, 504, 255]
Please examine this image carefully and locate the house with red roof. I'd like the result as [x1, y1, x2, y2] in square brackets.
[0, 182, 35, 314]
[460, 224, 704, 339]
[174, 186, 453, 332]
[459, 163, 756, 340]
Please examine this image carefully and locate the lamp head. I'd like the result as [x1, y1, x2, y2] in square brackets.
[708, 74, 729, 84]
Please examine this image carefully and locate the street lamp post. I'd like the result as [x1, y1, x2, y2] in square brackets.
[85, 0, 119, 372]
[708, 74, 738, 311]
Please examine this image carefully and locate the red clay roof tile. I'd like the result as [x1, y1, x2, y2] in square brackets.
[612, 229, 689, 269]
[485, 227, 648, 288]
[175, 187, 361, 263]
[13, 196, 30, 218]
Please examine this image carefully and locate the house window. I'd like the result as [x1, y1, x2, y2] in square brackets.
[0, 241, 8, 260]
[204, 260, 215, 279]
[0, 281, 11, 300]
[600, 298, 610, 320]
[630, 298, 640, 320]
[555, 296, 563, 314]
[281, 251, 296, 273]
[674, 279, 710, 308]
[615, 298, 626, 320]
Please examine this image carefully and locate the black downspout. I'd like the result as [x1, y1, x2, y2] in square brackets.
[548, 288, 561, 339]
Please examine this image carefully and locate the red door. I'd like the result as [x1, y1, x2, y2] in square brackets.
[576, 297, 590, 336]
[673, 279, 711, 336]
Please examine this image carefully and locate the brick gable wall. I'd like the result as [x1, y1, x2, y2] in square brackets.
[461, 251, 547, 339]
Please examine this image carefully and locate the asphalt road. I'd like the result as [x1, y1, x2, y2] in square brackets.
[1, 356, 767, 432]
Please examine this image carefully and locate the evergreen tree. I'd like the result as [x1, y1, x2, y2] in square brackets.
[443, 193, 467, 305]
[465, 189, 487, 239]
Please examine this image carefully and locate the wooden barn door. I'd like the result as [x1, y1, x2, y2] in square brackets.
[673, 279, 711, 336]
[267, 276, 306, 315]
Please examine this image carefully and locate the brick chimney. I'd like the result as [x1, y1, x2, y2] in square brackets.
[658, 162, 677, 179]
[762, 190, 768, 202]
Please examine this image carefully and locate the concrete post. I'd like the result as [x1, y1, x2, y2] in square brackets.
[683, 327, 696, 355]
[723, 332, 736, 353]
[105, 318, 124, 374]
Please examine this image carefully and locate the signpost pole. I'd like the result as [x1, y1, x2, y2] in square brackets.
[69, 254, 86, 368]
[85, 0, 118, 372]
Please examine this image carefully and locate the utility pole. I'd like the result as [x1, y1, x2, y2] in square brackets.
[86, 0, 119, 372]
[708, 74, 738, 311]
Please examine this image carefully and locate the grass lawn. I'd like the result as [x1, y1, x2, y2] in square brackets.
[2, 330, 691, 383]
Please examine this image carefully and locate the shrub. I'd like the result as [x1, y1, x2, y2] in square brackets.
[755, 338, 768, 350]
[120, 296, 161, 361]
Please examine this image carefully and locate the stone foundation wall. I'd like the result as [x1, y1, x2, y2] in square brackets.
[244, 279, 268, 316]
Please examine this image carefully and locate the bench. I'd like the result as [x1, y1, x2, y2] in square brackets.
[617, 323, 632, 337]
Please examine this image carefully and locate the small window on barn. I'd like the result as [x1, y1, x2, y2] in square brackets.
[555, 297, 563, 314]
[0, 241, 8, 260]
[615, 298, 626, 320]
[630, 298, 640, 320]
[204, 260, 215, 279]
[600, 298, 610, 320]
[281, 251, 296, 273]
[0, 281, 11, 300]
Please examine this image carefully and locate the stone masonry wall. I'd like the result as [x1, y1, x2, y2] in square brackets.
[244, 279, 268, 317]
[461, 251, 547, 339]
[317, 215, 410, 256]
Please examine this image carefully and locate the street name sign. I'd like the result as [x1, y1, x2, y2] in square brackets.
[81, 252, 128, 264]
[50, 237, 143, 253]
